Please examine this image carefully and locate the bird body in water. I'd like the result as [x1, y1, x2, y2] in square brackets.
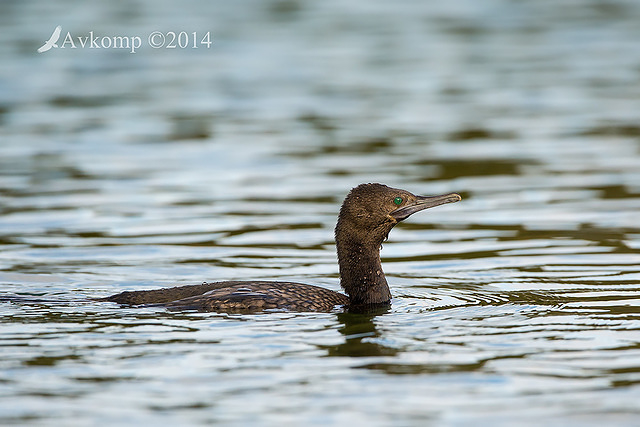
[103, 183, 461, 312]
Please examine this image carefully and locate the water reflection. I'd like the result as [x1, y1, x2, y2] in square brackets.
[324, 310, 396, 358]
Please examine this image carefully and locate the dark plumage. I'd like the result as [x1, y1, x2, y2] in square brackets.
[102, 183, 461, 312]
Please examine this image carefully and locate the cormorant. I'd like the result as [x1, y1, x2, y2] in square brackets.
[103, 183, 461, 312]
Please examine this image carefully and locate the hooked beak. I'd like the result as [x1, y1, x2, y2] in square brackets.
[391, 192, 461, 222]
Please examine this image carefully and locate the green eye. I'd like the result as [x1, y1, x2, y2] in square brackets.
[393, 197, 403, 205]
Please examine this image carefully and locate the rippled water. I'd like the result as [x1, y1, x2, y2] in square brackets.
[1, 0, 640, 425]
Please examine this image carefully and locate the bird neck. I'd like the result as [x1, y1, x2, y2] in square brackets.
[335, 231, 392, 306]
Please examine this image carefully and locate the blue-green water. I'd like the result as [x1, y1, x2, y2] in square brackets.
[1, 1, 639, 425]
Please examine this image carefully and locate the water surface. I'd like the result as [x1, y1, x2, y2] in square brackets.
[1, 0, 640, 425]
